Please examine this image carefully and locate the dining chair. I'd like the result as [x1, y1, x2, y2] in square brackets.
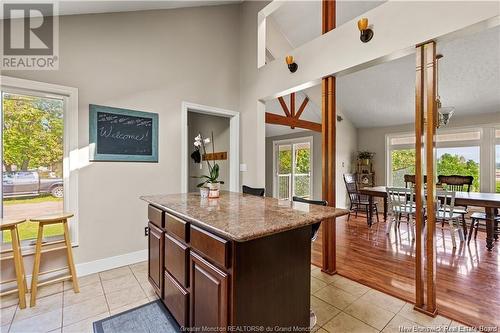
[386, 187, 415, 239]
[467, 210, 500, 244]
[437, 175, 473, 229]
[242, 185, 265, 197]
[343, 173, 379, 225]
[403, 174, 427, 188]
[435, 190, 464, 248]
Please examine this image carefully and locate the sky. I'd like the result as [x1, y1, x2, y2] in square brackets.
[437, 146, 480, 163]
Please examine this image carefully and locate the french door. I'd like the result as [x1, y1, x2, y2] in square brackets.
[273, 137, 313, 200]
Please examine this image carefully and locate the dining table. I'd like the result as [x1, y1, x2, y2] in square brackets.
[359, 186, 500, 251]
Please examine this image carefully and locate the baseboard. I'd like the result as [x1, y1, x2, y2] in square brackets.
[76, 249, 148, 277]
[0, 249, 147, 292]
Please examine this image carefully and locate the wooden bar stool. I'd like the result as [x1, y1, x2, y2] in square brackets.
[30, 213, 79, 307]
[0, 218, 28, 309]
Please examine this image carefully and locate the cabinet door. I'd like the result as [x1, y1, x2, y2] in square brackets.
[148, 222, 164, 296]
[190, 252, 228, 329]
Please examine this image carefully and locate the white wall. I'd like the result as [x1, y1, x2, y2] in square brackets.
[188, 112, 230, 192]
[2, 5, 240, 270]
[357, 111, 500, 188]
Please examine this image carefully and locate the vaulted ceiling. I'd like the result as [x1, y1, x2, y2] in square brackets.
[266, 1, 500, 134]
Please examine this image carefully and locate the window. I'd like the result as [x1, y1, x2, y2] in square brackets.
[496, 129, 500, 193]
[387, 127, 498, 192]
[437, 147, 480, 191]
[1, 77, 78, 246]
[1, 92, 65, 242]
[390, 149, 415, 187]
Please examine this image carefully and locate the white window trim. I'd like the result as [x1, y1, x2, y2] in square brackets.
[272, 136, 314, 199]
[385, 124, 500, 192]
[0, 76, 79, 248]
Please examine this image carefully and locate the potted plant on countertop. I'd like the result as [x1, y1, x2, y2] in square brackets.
[193, 132, 224, 198]
[358, 151, 374, 166]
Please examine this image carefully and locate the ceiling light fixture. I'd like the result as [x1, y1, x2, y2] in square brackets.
[357, 18, 373, 43]
[285, 55, 298, 73]
[436, 54, 455, 127]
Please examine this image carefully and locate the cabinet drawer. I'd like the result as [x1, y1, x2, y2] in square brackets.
[148, 205, 164, 228]
[163, 271, 189, 327]
[165, 233, 189, 288]
[190, 225, 229, 268]
[165, 213, 189, 242]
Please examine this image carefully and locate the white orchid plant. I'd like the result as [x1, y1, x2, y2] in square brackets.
[192, 132, 224, 188]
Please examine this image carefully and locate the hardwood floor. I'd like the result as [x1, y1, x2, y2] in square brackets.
[312, 214, 500, 328]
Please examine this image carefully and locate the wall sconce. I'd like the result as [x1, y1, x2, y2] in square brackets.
[357, 18, 373, 43]
[285, 55, 298, 73]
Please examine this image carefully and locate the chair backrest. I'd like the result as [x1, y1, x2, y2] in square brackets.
[242, 185, 265, 197]
[436, 190, 456, 218]
[386, 187, 414, 214]
[404, 174, 427, 188]
[343, 173, 360, 203]
[292, 196, 327, 241]
[438, 175, 473, 192]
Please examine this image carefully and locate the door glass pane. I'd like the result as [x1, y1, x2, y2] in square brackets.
[2, 92, 64, 242]
[391, 149, 415, 187]
[496, 145, 500, 193]
[436, 146, 480, 192]
[293, 142, 311, 198]
[277, 144, 292, 200]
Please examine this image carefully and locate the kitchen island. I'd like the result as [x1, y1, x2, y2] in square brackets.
[141, 191, 348, 331]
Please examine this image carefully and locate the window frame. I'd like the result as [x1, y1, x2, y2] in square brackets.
[386, 124, 499, 192]
[0, 76, 79, 249]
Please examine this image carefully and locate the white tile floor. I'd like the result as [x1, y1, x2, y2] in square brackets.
[0, 262, 474, 333]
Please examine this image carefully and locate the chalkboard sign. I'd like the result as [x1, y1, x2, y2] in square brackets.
[89, 105, 158, 162]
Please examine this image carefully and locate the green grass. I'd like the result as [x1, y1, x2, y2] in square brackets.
[497, 180, 500, 193]
[3, 195, 62, 205]
[3, 222, 64, 243]
[2, 195, 64, 242]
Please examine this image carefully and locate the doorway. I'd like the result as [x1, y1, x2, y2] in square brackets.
[181, 102, 239, 193]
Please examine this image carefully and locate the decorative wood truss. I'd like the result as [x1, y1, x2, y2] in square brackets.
[265, 93, 322, 132]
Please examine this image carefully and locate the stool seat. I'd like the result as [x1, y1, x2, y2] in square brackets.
[0, 218, 26, 229]
[30, 213, 79, 307]
[30, 213, 74, 223]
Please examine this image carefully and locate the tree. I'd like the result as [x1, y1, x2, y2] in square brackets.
[2, 94, 63, 172]
[437, 153, 479, 191]
[391, 149, 481, 191]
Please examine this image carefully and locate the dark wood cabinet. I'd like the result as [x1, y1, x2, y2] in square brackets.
[146, 205, 311, 330]
[163, 271, 189, 327]
[148, 222, 164, 296]
[190, 251, 228, 329]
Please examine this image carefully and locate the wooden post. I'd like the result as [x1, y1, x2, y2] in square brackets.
[321, 0, 337, 274]
[414, 45, 425, 310]
[414, 41, 438, 317]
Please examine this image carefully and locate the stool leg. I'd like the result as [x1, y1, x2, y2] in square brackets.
[30, 224, 44, 307]
[63, 220, 79, 293]
[16, 228, 28, 292]
[11, 228, 26, 309]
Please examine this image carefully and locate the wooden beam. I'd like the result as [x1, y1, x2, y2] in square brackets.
[277, 96, 291, 118]
[413, 41, 438, 318]
[294, 97, 309, 120]
[424, 41, 437, 317]
[290, 93, 296, 128]
[321, 0, 337, 275]
[414, 44, 425, 310]
[265, 112, 322, 132]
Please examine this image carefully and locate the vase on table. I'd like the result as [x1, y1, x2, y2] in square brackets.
[207, 182, 220, 198]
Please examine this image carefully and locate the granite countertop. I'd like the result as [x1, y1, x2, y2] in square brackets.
[140, 191, 349, 242]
